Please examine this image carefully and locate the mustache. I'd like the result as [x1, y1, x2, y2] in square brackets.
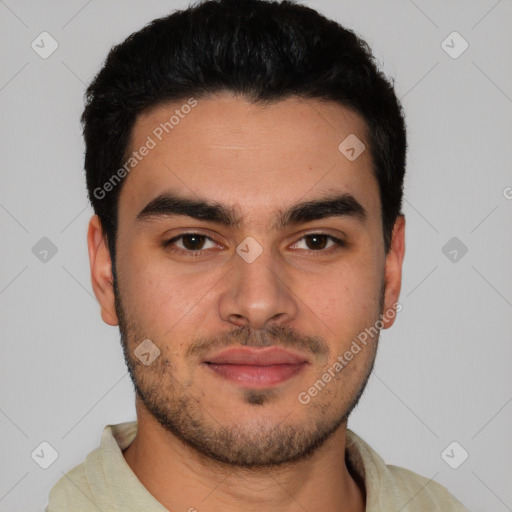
[186, 324, 329, 360]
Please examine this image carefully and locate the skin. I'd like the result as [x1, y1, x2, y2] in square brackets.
[88, 93, 405, 512]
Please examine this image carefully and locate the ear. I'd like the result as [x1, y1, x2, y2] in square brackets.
[87, 215, 119, 326]
[382, 214, 405, 329]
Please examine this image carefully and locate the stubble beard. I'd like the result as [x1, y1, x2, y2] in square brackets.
[113, 272, 383, 469]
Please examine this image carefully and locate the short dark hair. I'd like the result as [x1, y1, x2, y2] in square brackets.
[82, 0, 407, 269]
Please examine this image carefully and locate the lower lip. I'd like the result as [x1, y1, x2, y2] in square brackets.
[204, 362, 307, 388]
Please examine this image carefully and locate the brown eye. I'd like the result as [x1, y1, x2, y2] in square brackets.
[178, 234, 207, 250]
[304, 234, 329, 250]
[163, 233, 218, 255]
[291, 233, 346, 252]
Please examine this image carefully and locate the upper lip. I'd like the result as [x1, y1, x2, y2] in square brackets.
[204, 347, 310, 366]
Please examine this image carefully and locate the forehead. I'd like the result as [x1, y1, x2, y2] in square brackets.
[118, 94, 380, 227]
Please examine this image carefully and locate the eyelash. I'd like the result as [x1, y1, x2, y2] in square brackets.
[162, 232, 346, 257]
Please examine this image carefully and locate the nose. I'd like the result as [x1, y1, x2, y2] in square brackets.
[218, 241, 298, 331]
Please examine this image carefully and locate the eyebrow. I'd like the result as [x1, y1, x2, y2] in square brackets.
[135, 191, 367, 231]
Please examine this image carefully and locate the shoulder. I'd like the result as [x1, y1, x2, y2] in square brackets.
[46, 422, 137, 511]
[345, 430, 469, 511]
[46, 461, 95, 511]
[386, 464, 470, 511]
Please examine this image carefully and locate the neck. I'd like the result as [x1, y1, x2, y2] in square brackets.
[122, 406, 365, 512]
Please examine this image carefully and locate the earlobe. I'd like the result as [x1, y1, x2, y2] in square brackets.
[382, 215, 406, 329]
[87, 215, 119, 326]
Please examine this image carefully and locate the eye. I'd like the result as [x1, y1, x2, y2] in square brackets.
[290, 233, 346, 253]
[163, 233, 219, 256]
[162, 232, 346, 258]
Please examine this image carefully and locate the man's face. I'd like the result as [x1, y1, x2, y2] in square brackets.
[91, 94, 404, 467]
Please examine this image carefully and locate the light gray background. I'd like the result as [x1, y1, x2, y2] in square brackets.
[1, 1, 511, 510]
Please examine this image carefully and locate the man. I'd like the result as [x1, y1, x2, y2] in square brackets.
[47, 0, 468, 510]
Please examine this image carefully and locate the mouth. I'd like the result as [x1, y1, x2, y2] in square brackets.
[202, 347, 310, 388]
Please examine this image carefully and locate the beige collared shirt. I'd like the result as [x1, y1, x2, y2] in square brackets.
[47, 421, 469, 511]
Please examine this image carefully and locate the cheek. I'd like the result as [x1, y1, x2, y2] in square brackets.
[117, 250, 231, 359]
[118, 229, 383, 347]
[116, 245, 195, 334]
[304, 259, 383, 334]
